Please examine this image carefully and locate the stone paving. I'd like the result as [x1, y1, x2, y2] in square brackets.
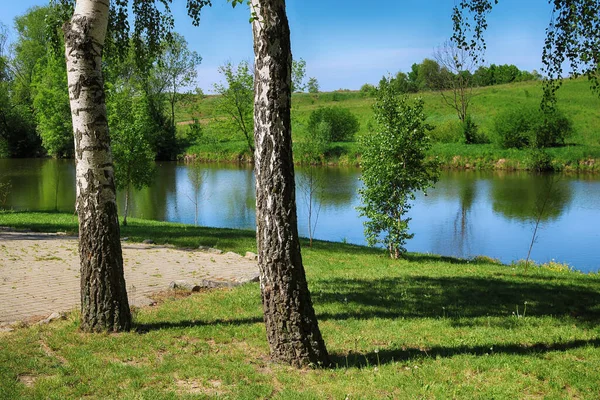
[0, 230, 259, 324]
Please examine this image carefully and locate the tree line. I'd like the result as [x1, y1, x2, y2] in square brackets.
[0, 5, 200, 161]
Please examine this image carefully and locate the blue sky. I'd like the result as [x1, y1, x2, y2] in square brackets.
[1, 0, 554, 92]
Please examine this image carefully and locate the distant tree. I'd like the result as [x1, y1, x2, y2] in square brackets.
[307, 77, 319, 93]
[360, 83, 377, 96]
[358, 79, 439, 258]
[213, 60, 254, 156]
[291, 57, 306, 92]
[108, 82, 156, 227]
[433, 40, 480, 143]
[154, 33, 202, 133]
[32, 54, 72, 157]
[11, 6, 51, 108]
[417, 59, 443, 90]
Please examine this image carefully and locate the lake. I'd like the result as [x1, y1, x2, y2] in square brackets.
[1, 158, 599, 273]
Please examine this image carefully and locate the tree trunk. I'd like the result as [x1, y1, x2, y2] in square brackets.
[123, 185, 129, 227]
[251, 0, 329, 368]
[63, 0, 131, 332]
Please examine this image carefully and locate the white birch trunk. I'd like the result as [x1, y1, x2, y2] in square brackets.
[64, 0, 131, 332]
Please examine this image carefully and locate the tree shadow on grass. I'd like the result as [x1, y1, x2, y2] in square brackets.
[134, 316, 264, 333]
[313, 274, 600, 325]
[330, 338, 600, 369]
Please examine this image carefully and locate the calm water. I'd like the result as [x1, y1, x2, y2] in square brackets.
[1, 158, 599, 273]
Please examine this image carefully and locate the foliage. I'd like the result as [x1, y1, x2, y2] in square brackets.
[307, 106, 360, 142]
[493, 106, 573, 149]
[295, 121, 331, 164]
[213, 61, 255, 155]
[11, 6, 51, 107]
[291, 58, 306, 92]
[153, 33, 202, 130]
[525, 148, 554, 172]
[360, 83, 377, 97]
[32, 54, 73, 158]
[462, 115, 487, 144]
[307, 77, 319, 94]
[453, 0, 600, 108]
[534, 108, 573, 148]
[358, 79, 438, 258]
[107, 80, 156, 225]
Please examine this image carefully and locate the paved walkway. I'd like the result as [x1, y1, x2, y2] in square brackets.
[0, 230, 259, 324]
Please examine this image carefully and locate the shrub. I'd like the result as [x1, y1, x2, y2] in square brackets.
[494, 106, 574, 149]
[360, 83, 377, 97]
[534, 109, 573, 148]
[462, 115, 488, 144]
[525, 148, 554, 172]
[494, 108, 534, 149]
[307, 106, 360, 142]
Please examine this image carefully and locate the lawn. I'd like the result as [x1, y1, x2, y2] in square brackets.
[1, 212, 600, 398]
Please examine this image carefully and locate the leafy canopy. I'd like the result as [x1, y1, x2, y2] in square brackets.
[358, 79, 439, 258]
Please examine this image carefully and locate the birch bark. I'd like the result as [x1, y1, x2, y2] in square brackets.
[64, 0, 131, 332]
[251, 0, 330, 367]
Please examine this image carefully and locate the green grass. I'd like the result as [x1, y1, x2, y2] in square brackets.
[180, 78, 600, 170]
[2, 211, 600, 398]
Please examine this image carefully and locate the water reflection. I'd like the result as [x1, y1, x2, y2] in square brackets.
[489, 172, 573, 222]
[1, 160, 599, 272]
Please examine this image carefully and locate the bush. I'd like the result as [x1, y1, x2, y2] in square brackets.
[307, 106, 360, 142]
[534, 109, 573, 148]
[494, 108, 534, 149]
[494, 106, 573, 149]
[462, 115, 488, 144]
[525, 148, 554, 172]
[360, 83, 377, 97]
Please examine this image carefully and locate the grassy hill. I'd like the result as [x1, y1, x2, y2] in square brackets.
[176, 78, 600, 170]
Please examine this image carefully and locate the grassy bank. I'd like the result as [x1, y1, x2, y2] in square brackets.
[178, 78, 600, 171]
[2, 211, 600, 398]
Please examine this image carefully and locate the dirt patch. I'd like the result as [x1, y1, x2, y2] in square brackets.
[0, 230, 258, 324]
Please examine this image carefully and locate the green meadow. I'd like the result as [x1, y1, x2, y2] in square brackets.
[178, 78, 600, 170]
[1, 212, 600, 399]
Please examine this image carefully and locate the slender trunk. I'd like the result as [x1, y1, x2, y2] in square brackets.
[251, 0, 329, 368]
[123, 184, 129, 227]
[63, 0, 131, 332]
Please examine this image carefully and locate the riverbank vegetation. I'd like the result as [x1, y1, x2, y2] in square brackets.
[182, 77, 600, 171]
[2, 7, 599, 172]
[1, 211, 600, 398]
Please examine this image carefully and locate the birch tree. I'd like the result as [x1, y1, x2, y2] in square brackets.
[250, 0, 330, 367]
[63, 0, 131, 331]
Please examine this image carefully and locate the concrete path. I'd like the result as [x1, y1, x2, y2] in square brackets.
[0, 230, 258, 324]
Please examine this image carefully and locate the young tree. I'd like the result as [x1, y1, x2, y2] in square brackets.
[307, 76, 319, 94]
[250, 0, 330, 367]
[213, 60, 254, 155]
[154, 33, 202, 134]
[358, 79, 439, 259]
[433, 40, 477, 125]
[108, 82, 155, 227]
[291, 57, 306, 92]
